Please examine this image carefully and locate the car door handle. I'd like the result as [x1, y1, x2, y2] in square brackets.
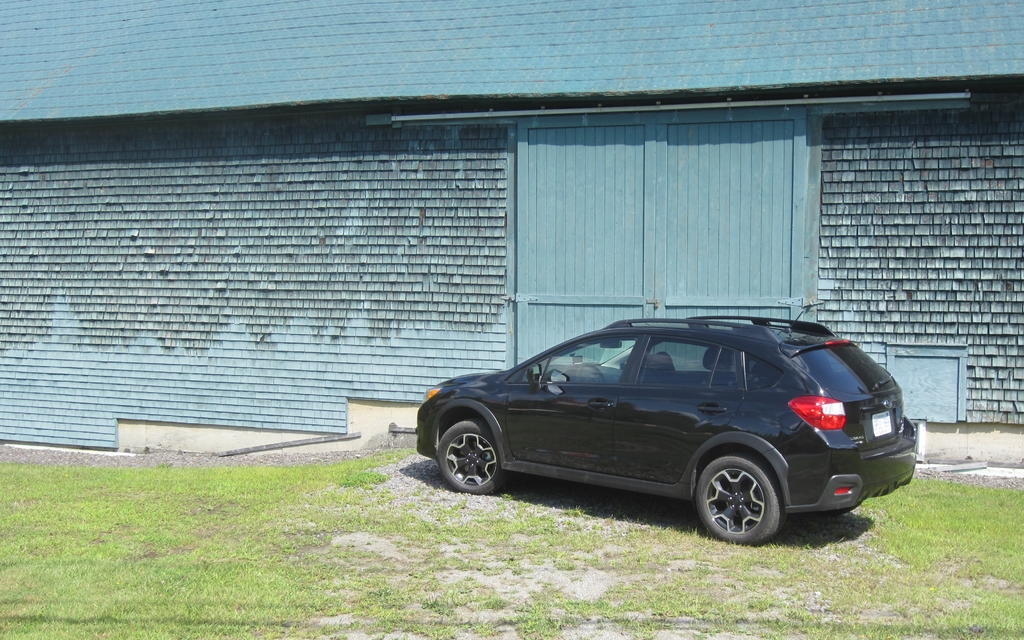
[587, 398, 616, 410]
[698, 402, 727, 416]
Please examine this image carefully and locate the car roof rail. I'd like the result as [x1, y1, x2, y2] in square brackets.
[605, 316, 836, 337]
[688, 316, 837, 337]
[604, 317, 763, 333]
[606, 318, 704, 328]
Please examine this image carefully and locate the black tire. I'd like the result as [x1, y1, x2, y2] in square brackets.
[437, 419, 507, 495]
[695, 454, 785, 545]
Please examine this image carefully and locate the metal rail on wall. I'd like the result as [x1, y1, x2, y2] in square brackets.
[370, 91, 972, 126]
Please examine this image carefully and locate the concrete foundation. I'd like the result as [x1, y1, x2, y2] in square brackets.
[118, 399, 420, 455]
[93, 404, 1024, 467]
[921, 422, 1024, 465]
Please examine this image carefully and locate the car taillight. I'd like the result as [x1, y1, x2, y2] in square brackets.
[788, 395, 846, 430]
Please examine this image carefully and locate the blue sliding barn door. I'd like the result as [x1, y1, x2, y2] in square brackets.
[514, 124, 648, 361]
[513, 109, 810, 362]
[655, 118, 803, 318]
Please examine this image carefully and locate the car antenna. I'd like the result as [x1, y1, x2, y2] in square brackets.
[792, 298, 824, 322]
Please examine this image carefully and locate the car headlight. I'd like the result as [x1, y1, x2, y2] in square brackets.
[424, 387, 441, 402]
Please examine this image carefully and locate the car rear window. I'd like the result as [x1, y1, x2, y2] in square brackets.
[797, 345, 892, 394]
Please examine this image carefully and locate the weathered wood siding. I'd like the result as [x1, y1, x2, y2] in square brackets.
[819, 103, 1023, 424]
[0, 115, 508, 446]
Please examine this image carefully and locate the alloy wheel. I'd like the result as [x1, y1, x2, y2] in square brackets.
[444, 433, 497, 486]
[704, 468, 765, 534]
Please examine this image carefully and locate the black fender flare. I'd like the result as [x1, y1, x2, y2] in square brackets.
[683, 432, 792, 506]
[435, 398, 513, 464]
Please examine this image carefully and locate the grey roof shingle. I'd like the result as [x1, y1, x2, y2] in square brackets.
[3, 0, 1024, 122]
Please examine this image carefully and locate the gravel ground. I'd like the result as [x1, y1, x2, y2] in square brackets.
[3, 443, 1023, 492]
[912, 465, 1024, 491]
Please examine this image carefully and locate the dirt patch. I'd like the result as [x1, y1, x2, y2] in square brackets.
[437, 561, 616, 603]
[331, 531, 406, 561]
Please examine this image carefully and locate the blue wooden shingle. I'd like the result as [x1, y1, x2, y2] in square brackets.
[3, 0, 1024, 122]
[0, 117, 510, 445]
[819, 107, 1024, 424]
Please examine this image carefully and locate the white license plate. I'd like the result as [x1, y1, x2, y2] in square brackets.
[872, 412, 893, 438]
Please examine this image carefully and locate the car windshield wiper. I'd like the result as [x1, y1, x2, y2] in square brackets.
[871, 377, 893, 391]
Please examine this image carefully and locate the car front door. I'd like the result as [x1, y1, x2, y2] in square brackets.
[612, 338, 745, 483]
[504, 336, 637, 474]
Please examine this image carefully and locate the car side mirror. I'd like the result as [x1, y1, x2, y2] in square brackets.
[526, 367, 540, 393]
[544, 371, 566, 395]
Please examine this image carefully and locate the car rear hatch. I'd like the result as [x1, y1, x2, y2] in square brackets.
[787, 339, 905, 452]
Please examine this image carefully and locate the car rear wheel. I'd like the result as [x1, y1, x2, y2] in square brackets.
[696, 454, 785, 545]
[437, 419, 507, 495]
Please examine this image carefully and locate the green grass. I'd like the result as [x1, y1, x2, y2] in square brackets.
[2, 453, 1022, 639]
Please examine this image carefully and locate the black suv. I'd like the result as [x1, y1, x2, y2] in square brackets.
[417, 317, 917, 544]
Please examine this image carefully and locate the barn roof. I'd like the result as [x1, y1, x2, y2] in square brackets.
[3, 0, 1023, 123]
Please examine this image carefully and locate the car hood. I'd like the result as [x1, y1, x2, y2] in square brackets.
[436, 370, 505, 388]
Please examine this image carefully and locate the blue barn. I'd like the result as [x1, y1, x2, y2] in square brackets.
[2, 1, 1023, 461]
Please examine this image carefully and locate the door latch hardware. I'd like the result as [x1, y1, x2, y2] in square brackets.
[778, 296, 822, 308]
[645, 298, 661, 309]
[698, 402, 728, 416]
[504, 294, 539, 303]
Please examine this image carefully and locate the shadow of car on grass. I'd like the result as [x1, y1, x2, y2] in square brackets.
[400, 457, 873, 548]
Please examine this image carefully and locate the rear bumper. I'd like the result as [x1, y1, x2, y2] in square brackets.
[787, 429, 917, 514]
[786, 460, 915, 513]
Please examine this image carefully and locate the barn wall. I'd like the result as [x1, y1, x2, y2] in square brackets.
[0, 115, 509, 447]
[819, 102, 1024, 424]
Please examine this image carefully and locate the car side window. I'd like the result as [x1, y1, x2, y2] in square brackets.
[745, 354, 783, 390]
[638, 339, 720, 387]
[508, 362, 541, 384]
[710, 347, 741, 388]
[537, 337, 637, 384]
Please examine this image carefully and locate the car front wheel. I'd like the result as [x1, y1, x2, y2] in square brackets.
[696, 454, 785, 545]
[437, 419, 507, 495]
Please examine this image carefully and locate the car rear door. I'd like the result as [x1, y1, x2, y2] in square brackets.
[612, 337, 745, 483]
